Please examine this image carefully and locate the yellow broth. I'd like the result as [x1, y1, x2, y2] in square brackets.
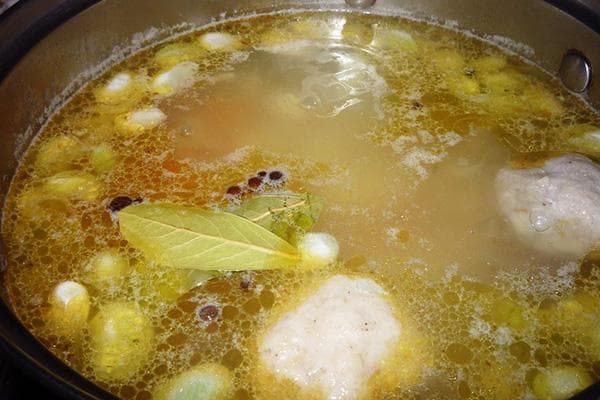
[2, 11, 600, 400]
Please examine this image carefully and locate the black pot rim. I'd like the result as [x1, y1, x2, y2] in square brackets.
[0, 0, 598, 399]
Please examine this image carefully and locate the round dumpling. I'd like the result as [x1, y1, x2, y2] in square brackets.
[495, 154, 600, 257]
[259, 275, 403, 399]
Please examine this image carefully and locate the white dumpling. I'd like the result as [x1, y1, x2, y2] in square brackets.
[259, 275, 401, 400]
[495, 154, 600, 257]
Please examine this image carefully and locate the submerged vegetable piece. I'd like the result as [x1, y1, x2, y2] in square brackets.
[96, 72, 134, 102]
[341, 20, 374, 46]
[532, 366, 593, 400]
[95, 71, 150, 110]
[538, 290, 600, 361]
[89, 302, 154, 381]
[297, 232, 340, 267]
[14, 185, 67, 218]
[105, 72, 132, 92]
[152, 61, 199, 95]
[154, 43, 200, 67]
[472, 55, 507, 72]
[47, 281, 90, 336]
[259, 275, 421, 400]
[116, 107, 167, 134]
[90, 144, 117, 174]
[429, 49, 480, 98]
[44, 170, 101, 201]
[488, 295, 527, 331]
[34, 135, 86, 176]
[447, 75, 480, 96]
[427, 47, 563, 117]
[136, 263, 217, 303]
[84, 249, 130, 287]
[431, 49, 466, 73]
[480, 70, 526, 95]
[154, 363, 233, 400]
[370, 26, 417, 51]
[476, 358, 524, 399]
[288, 19, 330, 39]
[566, 124, 600, 155]
[199, 32, 241, 51]
[118, 203, 300, 270]
[496, 154, 600, 257]
[477, 77, 563, 116]
[259, 19, 328, 46]
[521, 86, 564, 116]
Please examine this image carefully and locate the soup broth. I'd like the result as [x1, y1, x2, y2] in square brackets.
[2, 11, 600, 400]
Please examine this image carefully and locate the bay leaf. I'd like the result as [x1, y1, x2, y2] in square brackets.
[231, 193, 323, 242]
[119, 203, 300, 270]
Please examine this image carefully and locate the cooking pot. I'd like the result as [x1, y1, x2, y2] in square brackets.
[0, 0, 598, 398]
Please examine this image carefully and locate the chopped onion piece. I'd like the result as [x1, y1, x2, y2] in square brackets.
[86, 249, 129, 285]
[116, 107, 167, 133]
[51, 281, 89, 309]
[152, 61, 199, 95]
[370, 27, 417, 51]
[532, 366, 593, 400]
[44, 170, 101, 201]
[199, 32, 241, 51]
[129, 107, 166, 126]
[298, 232, 339, 267]
[155, 363, 233, 400]
[106, 72, 132, 92]
[47, 281, 90, 336]
[89, 302, 154, 381]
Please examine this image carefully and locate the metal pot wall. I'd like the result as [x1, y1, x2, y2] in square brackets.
[0, 0, 598, 398]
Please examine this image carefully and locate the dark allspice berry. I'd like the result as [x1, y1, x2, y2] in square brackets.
[268, 170, 284, 181]
[197, 305, 219, 322]
[257, 170, 267, 177]
[108, 196, 142, 212]
[247, 177, 262, 189]
[226, 185, 242, 196]
[240, 277, 252, 290]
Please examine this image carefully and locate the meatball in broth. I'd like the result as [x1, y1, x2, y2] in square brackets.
[258, 275, 426, 400]
[496, 154, 600, 258]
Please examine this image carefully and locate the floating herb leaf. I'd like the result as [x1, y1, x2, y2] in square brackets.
[231, 193, 323, 243]
[119, 203, 300, 270]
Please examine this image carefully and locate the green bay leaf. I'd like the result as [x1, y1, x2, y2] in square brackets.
[119, 203, 300, 270]
[231, 193, 323, 242]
